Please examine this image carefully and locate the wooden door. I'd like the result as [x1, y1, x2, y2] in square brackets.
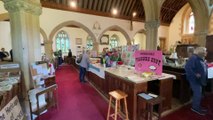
[159, 37, 166, 51]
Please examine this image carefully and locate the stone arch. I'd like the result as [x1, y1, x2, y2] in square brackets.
[133, 29, 147, 49]
[133, 29, 146, 37]
[142, 0, 165, 21]
[181, 4, 192, 34]
[49, 21, 96, 43]
[188, 0, 209, 32]
[40, 28, 48, 41]
[98, 25, 131, 45]
[188, 0, 210, 46]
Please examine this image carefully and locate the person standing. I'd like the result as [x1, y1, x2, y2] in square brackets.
[79, 50, 90, 83]
[68, 49, 72, 64]
[0, 48, 9, 61]
[1, 48, 9, 57]
[58, 50, 63, 65]
[68, 49, 72, 57]
[10, 49, 13, 62]
[184, 47, 208, 115]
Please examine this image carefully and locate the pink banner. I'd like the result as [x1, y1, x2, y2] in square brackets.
[134, 50, 162, 75]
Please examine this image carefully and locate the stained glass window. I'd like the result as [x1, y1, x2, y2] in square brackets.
[86, 36, 93, 50]
[188, 12, 195, 34]
[55, 30, 70, 53]
[109, 34, 119, 49]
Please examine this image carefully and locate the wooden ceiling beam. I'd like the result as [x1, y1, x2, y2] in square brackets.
[120, 0, 129, 15]
[83, 0, 88, 9]
[128, 0, 137, 16]
[119, 0, 125, 14]
[56, 0, 60, 4]
[94, 0, 99, 10]
[88, 0, 93, 10]
[106, 0, 113, 12]
[40, 0, 187, 25]
[97, 0, 103, 11]
[124, 0, 132, 16]
[62, 0, 66, 5]
[101, 0, 108, 12]
[78, 0, 83, 8]
[41, 1, 131, 20]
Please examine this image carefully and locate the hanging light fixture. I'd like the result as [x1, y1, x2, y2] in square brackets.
[69, 0, 77, 8]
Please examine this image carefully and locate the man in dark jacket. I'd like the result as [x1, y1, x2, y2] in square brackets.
[185, 47, 208, 115]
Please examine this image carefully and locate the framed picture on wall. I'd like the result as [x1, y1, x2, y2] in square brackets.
[100, 34, 109, 45]
[76, 38, 82, 45]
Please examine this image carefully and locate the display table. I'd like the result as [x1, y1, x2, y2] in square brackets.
[0, 62, 22, 110]
[87, 64, 175, 120]
[163, 65, 191, 103]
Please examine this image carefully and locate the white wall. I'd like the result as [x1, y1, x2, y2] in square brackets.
[40, 8, 145, 42]
[0, 21, 11, 53]
[134, 33, 146, 50]
[168, 4, 188, 49]
[98, 31, 127, 53]
[52, 27, 88, 56]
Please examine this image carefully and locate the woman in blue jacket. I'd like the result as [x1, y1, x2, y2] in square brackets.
[185, 47, 208, 115]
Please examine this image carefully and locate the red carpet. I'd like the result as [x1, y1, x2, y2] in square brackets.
[39, 65, 109, 120]
[39, 64, 213, 120]
[162, 93, 213, 120]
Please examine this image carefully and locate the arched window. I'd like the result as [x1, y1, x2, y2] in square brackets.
[109, 34, 119, 49]
[86, 36, 93, 50]
[55, 30, 70, 53]
[188, 12, 195, 34]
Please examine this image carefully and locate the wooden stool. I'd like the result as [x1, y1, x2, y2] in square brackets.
[107, 90, 129, 120]
[138, 94, 164, 120]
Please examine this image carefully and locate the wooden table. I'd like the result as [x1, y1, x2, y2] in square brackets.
[87, 65, 174, 120]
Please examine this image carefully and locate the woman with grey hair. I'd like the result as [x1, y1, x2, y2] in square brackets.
[79, 50, 90, 83]
[185, 47, 208, 115]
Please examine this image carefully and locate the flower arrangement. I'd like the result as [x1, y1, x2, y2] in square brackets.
[47, 63, 53, 75]
[110, 52, 119, 61]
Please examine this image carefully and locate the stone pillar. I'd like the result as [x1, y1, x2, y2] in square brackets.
[44, 40, 53, 59]
[145, 20, 160, 50]
[92, 41, 99, 52]
[193, 31, 207, 47]
[127, 40, 132, 45]
[3, 0, 42, 92]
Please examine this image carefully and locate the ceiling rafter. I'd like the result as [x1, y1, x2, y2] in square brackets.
[88, 0, 93, 9]
[94, 0, 99, 10]
[128, 0, 137, 16]
[106, 0, 113, 12]
[41, 0, 188, 25]
[78, 0, 83, 8]
[101, 0, 108, 12]
[111, 0, 117, 10]
[124, 0, 133, 16]
[97, 0, 103, 11]
[119, 0, 125, 14]
[120, 0, 129, 15]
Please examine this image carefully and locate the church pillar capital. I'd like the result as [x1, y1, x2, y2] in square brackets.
[3, 0, 42, 15]
[145, 20, 160, 30]
[44, 40, 53, 45]
[145, 20, 160, 50]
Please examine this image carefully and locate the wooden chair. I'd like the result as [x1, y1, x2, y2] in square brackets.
[28, 84, 58, 120]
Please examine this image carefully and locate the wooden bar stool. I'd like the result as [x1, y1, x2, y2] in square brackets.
[138, 94, 164, 120]
[107, 90, 129, 120]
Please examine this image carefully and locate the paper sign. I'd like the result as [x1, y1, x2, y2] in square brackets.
[0, 96, 24, 120]
[134, 50, 162, 75]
